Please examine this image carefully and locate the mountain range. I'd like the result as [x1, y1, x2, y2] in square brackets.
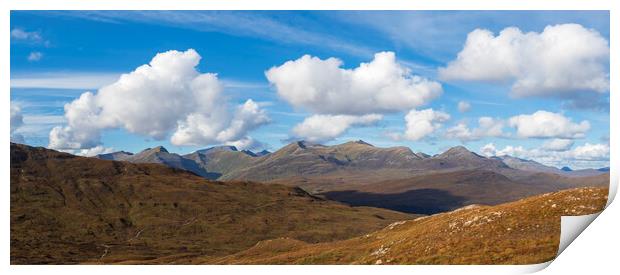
[98, 140, 607, 182]
[95, 140, 608, 213]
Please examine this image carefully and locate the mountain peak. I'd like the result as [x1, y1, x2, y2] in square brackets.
[561, 166, 573, 172]
[435, 146, 487, 161]
[196, 145, 238, 154]
[448, 145, 469, 152]
[96, 151, 134, 161]
[352, 140, 373, 146]
[213, 145, 238, 152]
[338, 140, 374, 147]
[441, 146, 472, 156]
[416, 152, 430, 159]
[141, 146, 168, 154]
[294, 140, 323, 149]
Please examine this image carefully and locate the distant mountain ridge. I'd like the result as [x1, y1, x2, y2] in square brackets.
[95, 141, 607, 185]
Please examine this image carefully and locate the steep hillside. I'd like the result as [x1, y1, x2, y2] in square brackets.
[10, 143, 414, 264]
[99, 146, 217, 179]
[97, 151, 134, 161]
[203, 187, 608, 265]
[220, 140, 424, 182]
[219, 143, 515, 185]
[427, 146, 508, 170]
[182, 146, 256, 178]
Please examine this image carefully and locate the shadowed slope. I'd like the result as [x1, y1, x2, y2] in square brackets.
[320, 169, 608, 214]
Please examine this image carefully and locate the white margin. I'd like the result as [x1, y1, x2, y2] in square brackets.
[2, 1, 616, 275]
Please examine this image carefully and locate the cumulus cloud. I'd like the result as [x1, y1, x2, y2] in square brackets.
[401, 109, 450, 141]
[508, 110, 590, 139]
[49, 49, 269, 150]
[266, 51, 442, 115]
[27, 51, 43, 62]
[224, 136, 267, 151]
[457, 101, 471, 113]
[77, 146, 115, 157]
[480, 143, 498, 157]
[439, 24, 609, 104]
[11, 105, 24, 133]
[480, 142, 609, 169]
[542, 138, 574, 151]
[10, 104, 25, 143]
[571, 143, 610, 161]
[292, 114, 382, 143]
[445, 117, 506, 142]
[171, 99, 270, 146]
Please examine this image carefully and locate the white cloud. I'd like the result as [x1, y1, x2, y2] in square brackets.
[57, 145, 115, 157]
[27, 51, 43, 62]
[11, 72, 122, 90]
[480, 142, 609, 169]
[10, 115, 67, 140]
[78, 146, 115, 157]
[402, 109, 450, 141]
[508, 110, 590, 139]
[439, 24, 609, 101]
[49, 49, 269, 150]
[542, 139, 574, 151]
[171, 99, 270, 146]
[266, 52, 442, 115]
[445, 117, 506, 142]
[292, 114, 382, 143]
[11, 28, 45, 44]
[10, 105, 24, 133]
[457, 101, 471, 113]
[480, 143, 497, 157]
[10, 104, 25, 143]
[224, 136, 266, 151]
[571, 143, 609, 161]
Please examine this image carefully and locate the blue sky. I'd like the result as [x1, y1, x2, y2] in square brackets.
[10, 11, 610, 169]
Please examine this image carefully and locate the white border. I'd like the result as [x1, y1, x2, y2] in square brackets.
[2, 1, 617, 275]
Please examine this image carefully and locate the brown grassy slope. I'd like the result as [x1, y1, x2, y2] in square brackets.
[10, 143, 415, 264]
[205, 187, 608, 265]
